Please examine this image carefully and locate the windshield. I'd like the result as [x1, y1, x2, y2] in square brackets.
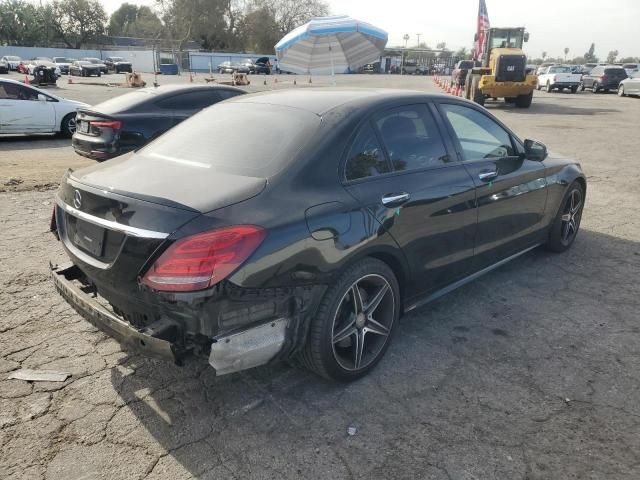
[489, 29, 524, 50]
[110, 57, 124, 62]
[85, 58, 100, 64]
[549, 66, 572, 73]
[140, 103, 321, 178]
[7, 56, 20, 61]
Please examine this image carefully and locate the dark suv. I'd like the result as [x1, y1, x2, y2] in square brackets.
[581, 66, 627, 92]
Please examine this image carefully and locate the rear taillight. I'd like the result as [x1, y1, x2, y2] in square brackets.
[91, 120, 121, 130]
[141, 225, 266, 292]
[600, 75, 607, 81]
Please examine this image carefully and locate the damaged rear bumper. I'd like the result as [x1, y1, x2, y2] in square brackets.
[51, 263, 178, 362]
[50, 263, 301, 375]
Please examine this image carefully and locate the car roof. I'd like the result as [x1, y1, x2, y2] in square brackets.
[142, 84, 245, 95]
[229, 88, 453, 115]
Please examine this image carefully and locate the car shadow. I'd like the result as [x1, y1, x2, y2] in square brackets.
[109, 228, 640, 477]
[489, 101, 620, 116]
[0, 135, 71, 150]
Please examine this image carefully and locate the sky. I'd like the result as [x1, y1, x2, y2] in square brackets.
[100, 0, 639, 59]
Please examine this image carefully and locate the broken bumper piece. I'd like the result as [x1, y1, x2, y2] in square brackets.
[50, 263, 178, 363]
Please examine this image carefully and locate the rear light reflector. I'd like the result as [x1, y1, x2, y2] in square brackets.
[141, 225, 266, 292]
[91, 120, 121, 130]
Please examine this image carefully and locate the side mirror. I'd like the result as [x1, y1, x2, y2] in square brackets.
[524, 139, 547, 161]
[37, 94, 47, 102]
[524, 32, 530, 42]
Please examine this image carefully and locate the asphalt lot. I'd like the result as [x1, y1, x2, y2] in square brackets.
[1, 72, 639, 480]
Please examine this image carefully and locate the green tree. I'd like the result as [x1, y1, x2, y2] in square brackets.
[454, 47, 470, 59]
[619, 56, 639, 64]
[108, 4, 162, 38]
[238, 5, 279, 53]
[541, 51, 547, 61]
[0, 0, 46, 46]
[51, 0, 107, 48]
[606, 49, 618, 64]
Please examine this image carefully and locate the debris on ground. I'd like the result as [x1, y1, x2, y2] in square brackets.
[347, 425, 357, 436]
[7, 369, 71, 382]
[124, 72, 146, 88]
[4, 177, 23, 186]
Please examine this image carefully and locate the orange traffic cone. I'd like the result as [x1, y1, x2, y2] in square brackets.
[24, 75, 30, 85]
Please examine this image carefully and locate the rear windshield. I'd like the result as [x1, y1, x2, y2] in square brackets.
[605, 68, 626, 75]
[548, 66, 571, 73]
[140, 102, 321, 178]
[460, 61, 474, 69]
[90, 89, 156, 114]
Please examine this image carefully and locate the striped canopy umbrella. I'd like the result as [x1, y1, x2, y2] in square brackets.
[275, 15, 388, 75]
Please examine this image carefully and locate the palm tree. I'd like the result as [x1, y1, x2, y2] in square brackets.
[542, 51, 547, 62]
[564, 47, 569, 62]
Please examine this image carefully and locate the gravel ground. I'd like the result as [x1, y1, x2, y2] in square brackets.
[1, 75, 639, 479]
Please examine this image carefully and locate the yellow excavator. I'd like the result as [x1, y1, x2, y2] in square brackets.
[464, 27, 537, 108]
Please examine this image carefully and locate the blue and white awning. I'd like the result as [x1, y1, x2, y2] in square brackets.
[275, 15, 388, 74]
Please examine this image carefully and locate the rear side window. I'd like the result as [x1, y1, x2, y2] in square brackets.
[441, 103, 515, 160]
[375, 105, 449, 171]
[218, 89, 243, 100]
[605, 68, 626, 76]
[156, 90, 221, 110]
[345, 123, 390, 181]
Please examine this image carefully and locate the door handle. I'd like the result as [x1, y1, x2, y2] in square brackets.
[478, 169, 498, 181]
[381, 192, 410, 207]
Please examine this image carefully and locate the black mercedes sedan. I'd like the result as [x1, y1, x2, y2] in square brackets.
[69, 60, 101, 77]
[104, 56, 133, 73]
[51, 89, 586, 382]
[72, 84, 245, 160]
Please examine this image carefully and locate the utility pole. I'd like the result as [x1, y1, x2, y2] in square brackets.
[402, 33, 410, 75]
[416, 33, 422, 47]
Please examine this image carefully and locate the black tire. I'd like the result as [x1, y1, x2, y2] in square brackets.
[618, 85, 625, 97]
[592, 82, 599, 93]
[300, 258, 400, 382]
[505, 97, 517, 103]
[515, 91, 533, 108]
[545, 181, 585, 253]
[60, 113, 76, 138]
[464, 72, 473, 100]
[471, 76, 484, 106]
[97, 72, 101, 77]
[546, 81, 553, 93]
[579, 82, 585, 91]
[570, 85, 578, 94]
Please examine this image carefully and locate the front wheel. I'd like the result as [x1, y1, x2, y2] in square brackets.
[579, 82, 585, 91]
[471, 76, 485, 106]
[570, 85, 578, 94]
[546, 82, 553, 93]
[545, 181, 585, 253]
[592, 82, 599, 93]
[618, 85, 625, 97]
[300, 258, 400, 382]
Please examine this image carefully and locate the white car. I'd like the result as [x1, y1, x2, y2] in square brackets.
[537, 65, 582, 93]
[0, 78, 89, 136]
[1, 55, 21, 70]
[26, 59, 62, 77]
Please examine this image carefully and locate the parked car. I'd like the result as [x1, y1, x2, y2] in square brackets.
[618, 72, 640, 97]
[72, 84, 245, 161]
[451, 60, 475, 87]
[537, 65, 582, 93]
[69, 60, 102, 77]
[0, 78, 88, 136]
[238, 59, 257, 74]
[52, 57, 75, 74]
[81, 57, 108, 74]
[0, 55, 21, 70]
[580, 65, 628, 92]
[51, 89, 586, 381]
[0, 59, 8, 74]
[217, 61, 250, 74]
[27, 59, 61, 77]
[254, 57, 272, 74]
[622, 63, 639, 77]
[104, 57, 133, 73]
[362, 63, 380, 74]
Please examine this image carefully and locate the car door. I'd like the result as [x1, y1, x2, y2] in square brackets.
[437, 102, 547, 270]
[343, 103, 478, 300]
[0, 82, 55, 133]
[629, 74, 640, 94]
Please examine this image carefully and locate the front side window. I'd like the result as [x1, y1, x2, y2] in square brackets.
[440, 103, 515, 160]
[0, 83, 38, 101]
[345, 123, 390, 181]
[375, 104, 449, 171]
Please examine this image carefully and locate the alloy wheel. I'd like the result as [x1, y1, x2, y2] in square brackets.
[331, 274, 395, 371]
[560, 189, 582, 245]
[67, 117, 76, 134]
